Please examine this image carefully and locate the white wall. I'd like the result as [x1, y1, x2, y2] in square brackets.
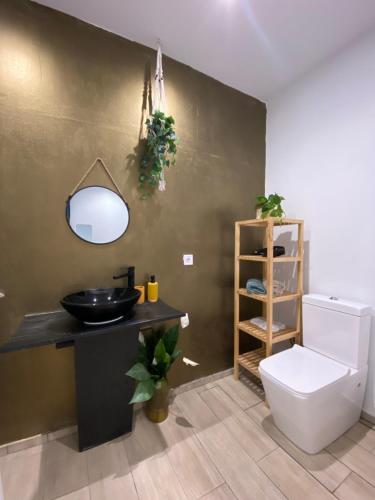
[266, 29, 375, 417]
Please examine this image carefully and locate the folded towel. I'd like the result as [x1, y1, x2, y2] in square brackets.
[263, 279, 285, 297]
[250, 316, 286, 332]
[246, 278, 266, 295]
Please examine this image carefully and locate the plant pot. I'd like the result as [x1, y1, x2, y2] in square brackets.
[256, 207, 263, 220]
[145, 378, 169, 423]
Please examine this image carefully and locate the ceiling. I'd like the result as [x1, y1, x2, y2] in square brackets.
[34, 0, 375, 101]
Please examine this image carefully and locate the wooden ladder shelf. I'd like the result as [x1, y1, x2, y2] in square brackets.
[234, 217, 304, 380]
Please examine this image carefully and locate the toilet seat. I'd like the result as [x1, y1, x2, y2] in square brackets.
[259, 344, 350, 397]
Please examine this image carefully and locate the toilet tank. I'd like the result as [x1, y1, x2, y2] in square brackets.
[303, 294, 372, 369]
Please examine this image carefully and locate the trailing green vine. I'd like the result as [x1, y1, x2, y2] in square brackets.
[139, 110, 178, 197]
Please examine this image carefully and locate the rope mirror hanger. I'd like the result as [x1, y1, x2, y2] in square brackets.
[69, 157, 125, 200]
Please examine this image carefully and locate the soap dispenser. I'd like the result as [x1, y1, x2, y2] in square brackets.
[147, 275, 159, 303]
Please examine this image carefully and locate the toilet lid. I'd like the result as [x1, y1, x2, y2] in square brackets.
[259, 345, 350, 395]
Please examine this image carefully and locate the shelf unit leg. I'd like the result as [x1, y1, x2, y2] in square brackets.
[234, 328, 239, 379]
[266, 220, 274, 357]
[262, 230, 267, 319]
[296, 222, 304, 345]
[234, 222, 240, 379]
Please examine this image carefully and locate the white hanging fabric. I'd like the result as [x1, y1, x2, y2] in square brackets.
[153, 42, 167, 113]
[153, 42, 167, 191]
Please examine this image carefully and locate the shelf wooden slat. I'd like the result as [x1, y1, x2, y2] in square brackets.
[238, 255, 301, 263]
[237, 217, 303, 227]
[238, 288, 301, 303]
[237, 320, 298, 344]
[237, 347, 266, 379]
[271, 292, 301, 303]
[238, 255, 267, 262]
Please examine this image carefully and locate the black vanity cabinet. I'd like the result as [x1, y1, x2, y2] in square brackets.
[0, 301, 184, 451]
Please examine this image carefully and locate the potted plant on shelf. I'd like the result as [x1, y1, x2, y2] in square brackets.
[255, 193, 285, 220]
[126, 324, 181, 422]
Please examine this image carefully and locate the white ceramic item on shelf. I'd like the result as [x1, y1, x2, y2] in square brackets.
[255, 207, 263, 219]
[259, 293, 371, 454]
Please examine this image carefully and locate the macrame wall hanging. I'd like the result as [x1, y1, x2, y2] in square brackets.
[139, 41, 178, 197]
[154, 42, 167, 191]
[153, 42, 167, 118]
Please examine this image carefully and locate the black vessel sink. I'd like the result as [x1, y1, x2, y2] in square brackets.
[61, 288, 141, 325]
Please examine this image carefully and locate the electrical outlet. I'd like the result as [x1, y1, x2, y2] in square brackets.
[183, 254, 193, 266]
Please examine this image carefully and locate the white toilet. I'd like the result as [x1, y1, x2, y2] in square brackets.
[259, 293, 372, 454]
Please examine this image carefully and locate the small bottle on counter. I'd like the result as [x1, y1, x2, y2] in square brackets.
[147, 275, 159, 303]
[134, 285, 145, 304]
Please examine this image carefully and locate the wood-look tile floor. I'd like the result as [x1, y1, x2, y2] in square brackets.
[1, 374, 375, 500]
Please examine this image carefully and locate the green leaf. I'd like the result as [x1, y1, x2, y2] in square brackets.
[129, 379, 155, 403]
[137, 342, 148, 365]
[145, 327, 164, 359]
[126, 362, 151, 381]
[256, 195, 267, 206]
[154, 338, 167, 364]
[269, 193, 283, 204]
[152, 358, 171, 379]
[171, 349, 182, 363]
[152, 339, 173, 378]
[163, 324, 179, 355]
[163, 351, 171, 367]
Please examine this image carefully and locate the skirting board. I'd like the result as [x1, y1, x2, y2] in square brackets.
[361, 410, 375, 426]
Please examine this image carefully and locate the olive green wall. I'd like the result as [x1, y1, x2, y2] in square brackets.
[0, 0, 265, 444]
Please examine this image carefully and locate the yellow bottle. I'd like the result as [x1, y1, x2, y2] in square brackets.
[148, 275, 159, 302]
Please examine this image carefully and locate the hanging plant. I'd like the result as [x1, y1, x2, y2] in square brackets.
[139, 110, 177, 197]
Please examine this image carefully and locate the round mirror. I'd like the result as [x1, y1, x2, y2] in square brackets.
[66, 186, 130, 244]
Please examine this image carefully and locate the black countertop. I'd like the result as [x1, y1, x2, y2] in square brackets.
[0, 300, 185, 354]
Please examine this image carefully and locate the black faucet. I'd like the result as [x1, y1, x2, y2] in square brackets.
[113, 266, 135, 289]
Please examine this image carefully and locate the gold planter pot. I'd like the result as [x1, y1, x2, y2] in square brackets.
[145, 378, 169, 423]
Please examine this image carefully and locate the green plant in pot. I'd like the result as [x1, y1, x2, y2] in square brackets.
[139, 110, 178, 198]
[126, 324, 181, 423]
[255, 193, 285, 220]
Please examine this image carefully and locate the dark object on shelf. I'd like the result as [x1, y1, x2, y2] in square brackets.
[253, 246, 286, 257]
